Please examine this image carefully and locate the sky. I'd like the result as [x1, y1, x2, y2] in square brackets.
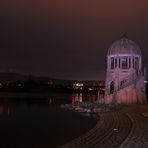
[0, 0, 148, 80]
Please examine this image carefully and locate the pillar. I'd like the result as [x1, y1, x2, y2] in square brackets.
[130, 56, 132, 69]
[139, 56, 142, 70]
[132, 56, 134, 68]
[109, 57, 111, 69]
[114, 57, 116, 68]
[117, 56, 119, 68]
[108, 57, 111, 70]
[120, 57, 122, 69]
[107, 57, 109, 70]
[127, 56, 129, 68]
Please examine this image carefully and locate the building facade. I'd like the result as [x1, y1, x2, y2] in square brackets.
[104, 36, 146, 104]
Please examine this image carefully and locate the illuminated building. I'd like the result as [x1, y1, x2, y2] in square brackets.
[104, 35, 146, 104]
[73, 82, 84, 90]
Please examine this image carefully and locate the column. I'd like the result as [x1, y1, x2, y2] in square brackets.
[127, 56, 129, 68]
[107, 57, 109, 70]
[120, 57, 122, 69]
[132, 56, 135, 68]
[109, 57, 111, 69]
[130, 56, 132, 69]
[114, 57, 115, 68]
[139, 56, 142, 70]
[134, 56, 136, 69]
[117, 56, 119, 68]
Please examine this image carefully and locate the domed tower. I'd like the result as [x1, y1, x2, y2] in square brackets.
[105, 35, 146, 104]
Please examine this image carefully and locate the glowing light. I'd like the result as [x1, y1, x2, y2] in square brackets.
[48, 81, 53, 85]
[73, 82, 84, 90]
[89, 88, 93, 91]
[18, 83, 22, 86]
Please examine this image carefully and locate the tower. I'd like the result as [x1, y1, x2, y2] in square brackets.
[104, 36, 146, 104]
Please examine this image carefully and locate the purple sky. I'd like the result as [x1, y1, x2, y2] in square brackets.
[0, 0, 148, 80]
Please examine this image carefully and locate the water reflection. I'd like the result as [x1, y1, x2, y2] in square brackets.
[0, 94, 97, 148]
[7, 106, 11, 115]
[0, 105, 3, 114]
[0, 104, 12, 116]
[72, 93, 83, 104]
[89, 94, 96, 102]
[80, 93, 83, 102]
[48, 98, 53, 104]
[0, 93, 102, 116]
[71, 93, 98, 104]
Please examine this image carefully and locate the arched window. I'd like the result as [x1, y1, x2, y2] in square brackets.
[110, 81, 114, 94]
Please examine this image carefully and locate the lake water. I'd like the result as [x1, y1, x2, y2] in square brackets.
[0, 93, 97, 148]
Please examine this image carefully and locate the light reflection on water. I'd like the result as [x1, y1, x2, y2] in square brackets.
[0, 93, 97, 148]
[0, 103, 13, 116]
[71, 93, 98, 104]
[0, 93, 100, 116]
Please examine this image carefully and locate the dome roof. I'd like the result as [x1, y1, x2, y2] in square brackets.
[108, 36, 141, 55]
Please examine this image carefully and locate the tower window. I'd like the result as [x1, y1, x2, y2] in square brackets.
[129, 57, 131, 68]
[135, 57, 139, 70]
[132, 57, 134, 68]
[115, 57, 117, 68]
[111, 57, 114, 69]
[122, 56, 128, 69]
[119, 57, 121, 68]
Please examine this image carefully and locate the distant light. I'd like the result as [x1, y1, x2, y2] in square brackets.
[73, 82, 83, 89]
[75, 83, 83, 87]
[48, 81, 53, 85]
[89, 88, 93, 91]
[113, 128, 118, 131]
[144, 81, 147, 84]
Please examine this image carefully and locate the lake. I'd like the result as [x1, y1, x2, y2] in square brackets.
[0, 93, 97, 148]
